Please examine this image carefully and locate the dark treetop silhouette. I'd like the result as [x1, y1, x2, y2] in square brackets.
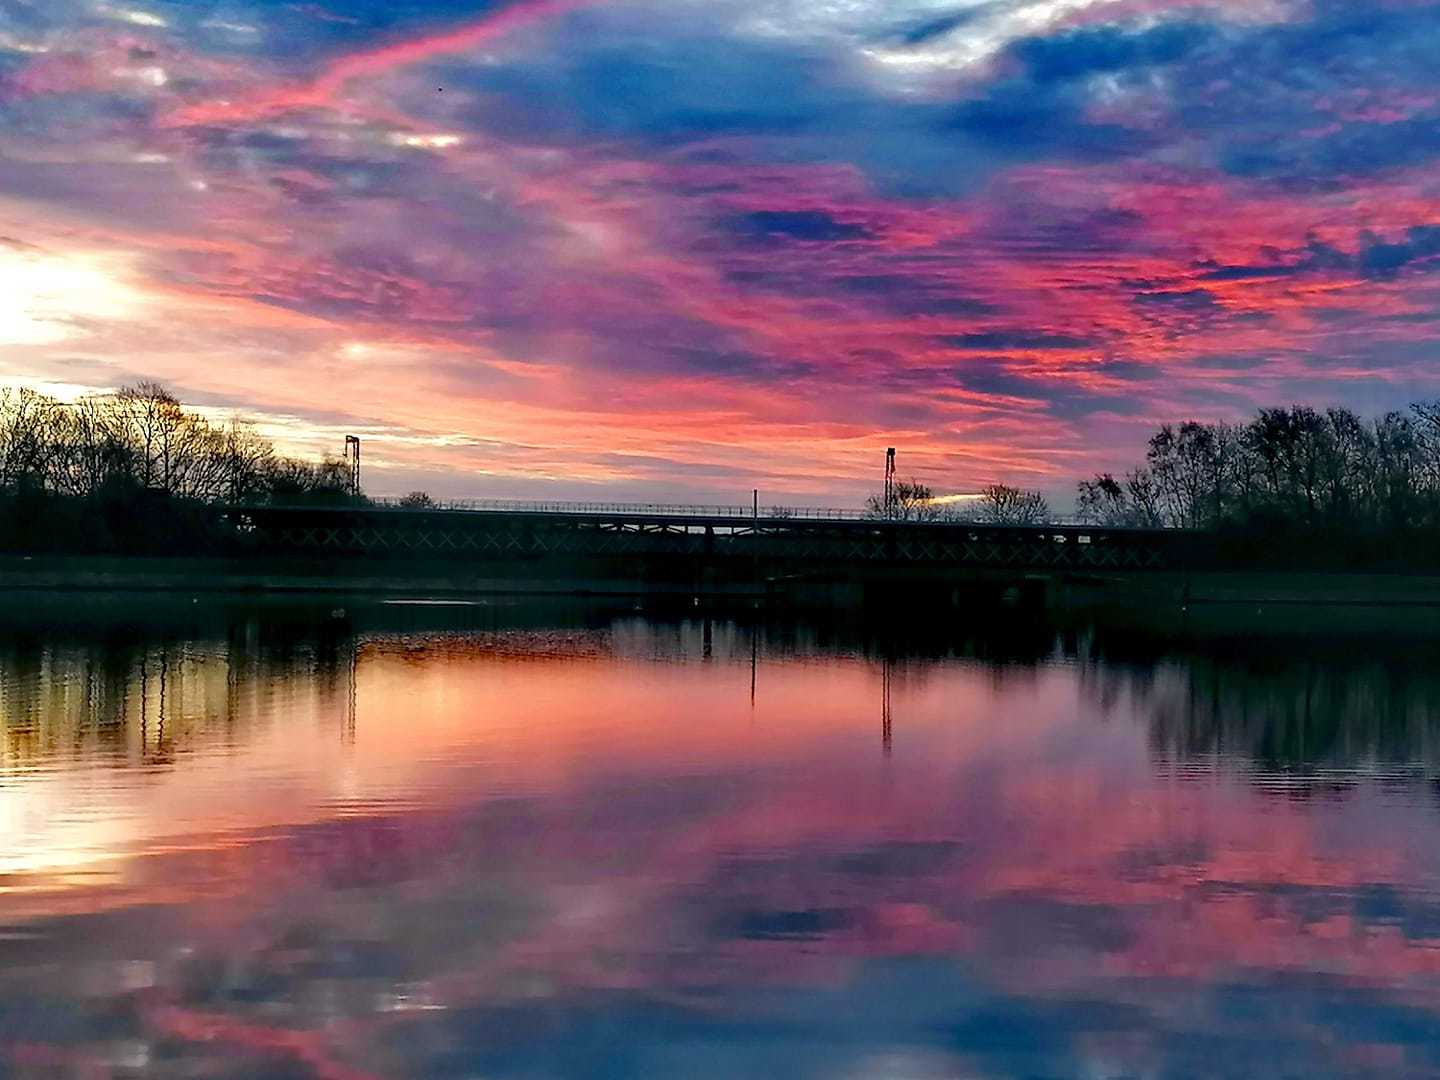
[1074, 402, 1440, 569]
[0, 383, 361, 554]
[12, 383, 1440, 570]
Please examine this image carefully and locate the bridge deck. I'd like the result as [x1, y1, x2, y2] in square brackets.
[222, 502, 1190, 572]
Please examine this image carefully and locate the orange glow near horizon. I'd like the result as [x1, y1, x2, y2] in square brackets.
[4, 614, 1440, 1074]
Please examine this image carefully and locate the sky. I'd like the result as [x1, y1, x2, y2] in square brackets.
[1, 0, 1439, 504]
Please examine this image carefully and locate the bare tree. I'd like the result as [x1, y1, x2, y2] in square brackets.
[1123, 469, 1166, 527]
[0, 382, 368, 509]
[218, 419, 277, 503]
[0, 388, 57, 491]
[972, 483, 1050, 525]
[1147, 422, 1227, 528]
[1317, 407, 1372, 522]
[1374, 410, 1422, 529]
[864, 478, 944, 521]
[47, 395, 128, 497]
[1072, 401, 1440, 538]
[1076, 469, 1166, 527]
[1411, 400, 1440, 501]
[1076, 473, 1128, 525]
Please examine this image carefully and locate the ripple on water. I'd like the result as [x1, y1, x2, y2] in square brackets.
[0, 602, 1439, 1076]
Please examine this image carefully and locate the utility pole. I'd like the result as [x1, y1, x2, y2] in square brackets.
[884, 447, 896, 519]
[753, 489, 758, 522]
[344, 435, 361, 496]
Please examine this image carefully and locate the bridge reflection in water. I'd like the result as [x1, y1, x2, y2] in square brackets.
[4, 598, 1440, 1077]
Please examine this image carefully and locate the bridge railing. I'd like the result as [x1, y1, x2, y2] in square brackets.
[356, 498, 1104, 527]
[364, 497, 876, 521]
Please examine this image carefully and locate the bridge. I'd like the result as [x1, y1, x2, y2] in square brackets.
[223, 499, 1194, 579]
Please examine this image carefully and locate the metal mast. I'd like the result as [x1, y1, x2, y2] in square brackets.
[884, 447, 896, 518]
[344, 435, 361, 496]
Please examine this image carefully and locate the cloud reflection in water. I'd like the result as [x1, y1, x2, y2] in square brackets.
[0, 598, 1439, 1077]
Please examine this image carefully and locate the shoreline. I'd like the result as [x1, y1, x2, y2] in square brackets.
[7, 555, 1440, 609]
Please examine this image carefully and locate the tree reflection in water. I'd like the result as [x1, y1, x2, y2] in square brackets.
[1, 594, 1440, 1078]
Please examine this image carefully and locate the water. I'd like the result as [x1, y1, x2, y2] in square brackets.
[3, 595, 1440, 1078]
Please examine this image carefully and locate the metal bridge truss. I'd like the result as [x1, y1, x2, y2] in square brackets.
[228, 507, 1179, 572]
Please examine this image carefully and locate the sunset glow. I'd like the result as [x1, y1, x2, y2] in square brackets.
[0, 247, 144, 347]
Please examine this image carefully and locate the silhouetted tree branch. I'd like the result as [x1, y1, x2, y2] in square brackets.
[863, 478, 945, 521]
[971, 483, 1050, 525]
[0, 383, 367, 553]
[1075, 400, 1440, 564]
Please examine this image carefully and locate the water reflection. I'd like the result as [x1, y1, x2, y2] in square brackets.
[0, 595, 1439, 1077]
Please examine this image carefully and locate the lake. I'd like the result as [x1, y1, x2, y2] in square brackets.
[2, 594, 1440, 1078]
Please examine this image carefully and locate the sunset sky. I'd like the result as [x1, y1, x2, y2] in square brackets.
[3, 0, 1439, 504]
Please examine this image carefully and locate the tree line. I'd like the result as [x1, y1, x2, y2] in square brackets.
[13, 381, 1440, 567]
[1073, 402, 1440, 567]
[0, 383, 359, 553]
[1075, 403, 1440, 530]
[865, 399, 1440, 566]
[0, 383, 357, 502]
